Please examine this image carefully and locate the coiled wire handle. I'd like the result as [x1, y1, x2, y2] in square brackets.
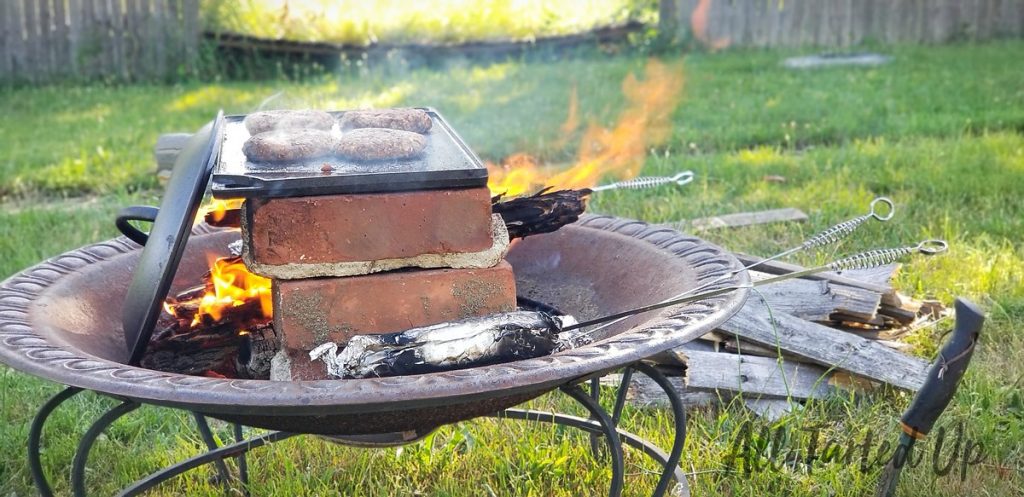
[829, 239, 948, 271]
[565, 239, 949, 335]
[803, 197, 895, 249]
[590, 171, 694, 192]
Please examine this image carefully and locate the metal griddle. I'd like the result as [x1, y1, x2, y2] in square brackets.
[211, 107, 488, 199]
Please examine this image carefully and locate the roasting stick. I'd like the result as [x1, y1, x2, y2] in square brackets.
[588, 171, 695, 192]
[312, 240, 947, 378]
[576, 197, 895, 338]
[562, 239, 947, 336]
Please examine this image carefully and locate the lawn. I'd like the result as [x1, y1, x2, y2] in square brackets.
[1, 40, 1023, 496]
[202, 0, 655, 45]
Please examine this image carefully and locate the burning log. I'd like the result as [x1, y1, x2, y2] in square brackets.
[491, 187, 590, 239]
[204, 208, 241, 227]
[142, 322, 275, 379]
[143, 254, 276, 378]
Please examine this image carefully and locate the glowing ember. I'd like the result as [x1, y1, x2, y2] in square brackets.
[487, 59, 685, 197]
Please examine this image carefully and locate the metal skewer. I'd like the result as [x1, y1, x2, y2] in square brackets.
[589, 171, 694, 192]
[577, 197, 895, 337]
[562, 239, 947, 335]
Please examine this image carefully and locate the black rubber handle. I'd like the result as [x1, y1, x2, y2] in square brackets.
[900, 297, 984, 437]
[115, 205, 160, 246]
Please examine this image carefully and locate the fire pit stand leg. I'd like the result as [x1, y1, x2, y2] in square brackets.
[632, 362, 689, 497]
[496, 363, 690, 497]
[234, 423, 250, 492]
[28, 386, 83, 497]
[71, 400, 140, 497]
[191, 413, 238, 487]
[561, 383, 626, 497]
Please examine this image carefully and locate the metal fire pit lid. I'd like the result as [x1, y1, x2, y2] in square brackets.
[0, 216, 749, 417]
[120, 112, 224, 365]
[210, 108, 488, 199]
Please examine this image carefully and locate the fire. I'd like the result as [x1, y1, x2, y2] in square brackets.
[185, 256, 272, 328]
[197, 197, 244, 225]
[487, 59, 685, 197]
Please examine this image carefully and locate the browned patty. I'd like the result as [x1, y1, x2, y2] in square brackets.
[244, 109, 335, 135]
[338, 108, 432, 134]
[243, 129, 335, 162]
[335, 128, 427, 161]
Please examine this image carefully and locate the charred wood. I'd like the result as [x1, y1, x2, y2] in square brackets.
[204, 208, 242, 227]
[491, 188, 590, 239]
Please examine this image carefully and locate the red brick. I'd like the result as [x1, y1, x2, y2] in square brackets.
[244, 187, 494, 266]
[273, 261, 517, 353]
[273, 349, 327, 381]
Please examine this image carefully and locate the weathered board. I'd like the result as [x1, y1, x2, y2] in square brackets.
[1, 0, 200, 83]
[661, 0, 1024, 47]
[717, 297, 929, 391]
[682, 350, 835, 399]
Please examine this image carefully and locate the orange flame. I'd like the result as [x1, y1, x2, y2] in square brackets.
[190, 256, 272, 327]
[197, 198, 244, 225]
[487, 59, 685, 197]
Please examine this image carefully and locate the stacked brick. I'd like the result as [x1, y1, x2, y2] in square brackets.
[240, 187, 516, 381]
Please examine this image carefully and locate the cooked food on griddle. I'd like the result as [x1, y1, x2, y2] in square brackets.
[243, 109, 335, 135]
[335, 127, 427, 161]
[243, 129, 335, 162]
[338, 108, 432, 134]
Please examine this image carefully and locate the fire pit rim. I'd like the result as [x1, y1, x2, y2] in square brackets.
[0, 215, 748, 415]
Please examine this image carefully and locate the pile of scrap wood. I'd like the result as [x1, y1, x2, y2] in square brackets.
[607, 259, 948, 420]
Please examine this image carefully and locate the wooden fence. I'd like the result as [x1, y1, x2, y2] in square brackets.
[661, 0, 1024, 48]
[1, 0, 200, 84]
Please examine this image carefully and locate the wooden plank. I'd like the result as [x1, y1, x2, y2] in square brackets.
[837, 263, 900, 289]
[748, 270, 881, 321]
[110, 0, 126, 80]
[662, 207, 808, 232]
[67, 0, 83, 76]
[53, 0, 69, 79]
[683, 350, 835, 399]
[717, 298, 929, 391]
[38, 0, 54, 79]
[745, 399, 798, 421]
[22, 0, 39, 81]
[152, 0, 166, 79]
[124, 0, 138, 78]
[732, 252, 894, 296]
[0, 0, 10, 77]
[600, 374, 724, 409]
[182, 0, 199, 75]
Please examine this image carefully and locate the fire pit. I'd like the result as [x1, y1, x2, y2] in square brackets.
[0, 216, 746, 433]
[0, 110, 749, 496]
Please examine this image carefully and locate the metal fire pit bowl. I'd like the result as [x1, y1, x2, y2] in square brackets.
[0, 215, 747, 436]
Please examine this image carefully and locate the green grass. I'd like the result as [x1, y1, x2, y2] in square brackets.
[2, 40, 1023, 495]
[202, 0, 655, 45]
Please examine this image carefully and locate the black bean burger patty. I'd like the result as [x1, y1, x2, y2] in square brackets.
[244, 109, 335, 135]
[243, 129, 335, 162]
[337, 108, 432, 134]
[335, 128, 427, 161]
